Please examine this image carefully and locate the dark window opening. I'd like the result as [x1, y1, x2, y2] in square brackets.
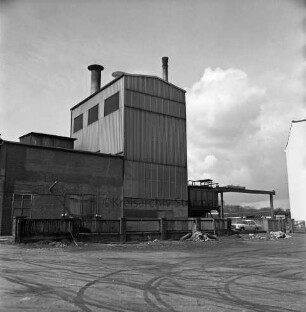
[88, 104, 99, 125]
[104, 92, 119, 117]
[73, 114, 83, 133]
[12, 194, 32, 217]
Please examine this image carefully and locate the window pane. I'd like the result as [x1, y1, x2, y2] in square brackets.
[88, 104, 99, 125]
[22, 209, 31, 217]
[22, 200, 32, 209]
[104, 92, 119, 117]
[73, 114, 83, 133]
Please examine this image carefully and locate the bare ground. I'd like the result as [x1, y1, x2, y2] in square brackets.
[0, 234, 305, 312]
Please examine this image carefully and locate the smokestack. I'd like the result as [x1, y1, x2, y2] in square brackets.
[162, 57, 168, 82]
[88, 64, 104, 94]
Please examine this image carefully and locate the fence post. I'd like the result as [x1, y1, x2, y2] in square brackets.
[12, 217, 18, 243]
[13, 217, 26, 243]
[120, 218, 126, 242]
[192, 218, 200, 233]
[262, 219, 268, 233]
[227, 218, 231, 236]
[160, 218, 167, 240]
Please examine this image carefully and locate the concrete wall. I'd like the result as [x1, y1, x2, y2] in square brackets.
[0, 142, 123, 235]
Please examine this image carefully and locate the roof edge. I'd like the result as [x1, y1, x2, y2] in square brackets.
[292, 119, 306, 123]
[19, 132, 76, 141]
[70, 73, 186, 111]
[2, 140, 123, 159]
[70, 75, 124, 111]
[285, 118, 306, 151]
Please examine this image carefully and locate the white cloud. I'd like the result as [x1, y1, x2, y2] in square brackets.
[186, 66, 306, 208]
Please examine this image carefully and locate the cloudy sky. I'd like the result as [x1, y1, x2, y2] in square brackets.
[1, 0, 305, 209]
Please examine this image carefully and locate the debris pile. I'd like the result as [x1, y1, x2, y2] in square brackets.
[180, 231, 218, 242]
[147, 239, 160, 245]
[269, 231, 292, 239]
[248, 231, 293, 240]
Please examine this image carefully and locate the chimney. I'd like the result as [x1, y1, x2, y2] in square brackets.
[162, 57, 169, 82]
[88, 64, 104, 94]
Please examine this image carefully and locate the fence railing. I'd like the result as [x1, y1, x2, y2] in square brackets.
[13, 217, 297, 243]
[13, 217, 231, 242]
[17, 218, 74, 237]
[79, 219, 120, 233]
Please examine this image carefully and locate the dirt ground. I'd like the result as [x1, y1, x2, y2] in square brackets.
[0, 234, 305, 312]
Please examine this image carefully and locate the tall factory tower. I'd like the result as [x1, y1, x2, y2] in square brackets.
[70, 58, 188, 218]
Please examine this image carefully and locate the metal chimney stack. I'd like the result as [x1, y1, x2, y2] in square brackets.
[162, 57, 168, 82]
[88, 64, 104, 94]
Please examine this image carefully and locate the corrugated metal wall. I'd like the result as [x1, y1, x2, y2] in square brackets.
[71, 78, 124, 154]
[124, 160, 187, 200]
[123, 76, 188, 217]
[124, 108, 187, 166]
[125, 75, 185, 103]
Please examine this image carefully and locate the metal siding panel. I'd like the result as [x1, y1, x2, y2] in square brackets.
[124, 89, 185, 119]
[124, 76, 187, 202]
[71, 78, 124, 154]
[126, 76, 185, 103]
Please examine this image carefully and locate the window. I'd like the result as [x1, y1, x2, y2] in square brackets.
[104, 92, 119, 117]
[73, 114, 83, 133]
[12, 194, 32, 217]
[88, 104, 99, 125]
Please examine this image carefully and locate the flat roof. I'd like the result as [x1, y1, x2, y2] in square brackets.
[70, 73, 186, 111]
[19, 132, 76, 141]
[212, 186, 275, 195]
[3, 140, 123, 159]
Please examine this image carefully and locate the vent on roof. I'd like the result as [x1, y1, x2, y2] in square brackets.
[88, 64, 104, 94]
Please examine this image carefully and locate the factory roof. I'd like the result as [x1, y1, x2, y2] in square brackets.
[19, 132, 76, 141]
[3, 140, 123, 159]
[70, 73, 186, 111]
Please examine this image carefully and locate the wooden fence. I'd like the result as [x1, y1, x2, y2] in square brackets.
[13, 217, 297, 243]
[13, 217, 231, 243]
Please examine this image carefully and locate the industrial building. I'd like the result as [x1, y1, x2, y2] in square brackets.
[70, 58, 188, 219]
[285, 119, 306, 221]
[0, 58, 188, 235]
[0, 58, 276, 235]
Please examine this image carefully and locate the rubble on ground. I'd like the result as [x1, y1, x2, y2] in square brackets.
[269, 231, 292, 239]
[180, 231, 218, 242]
[247, 231, 293, 240]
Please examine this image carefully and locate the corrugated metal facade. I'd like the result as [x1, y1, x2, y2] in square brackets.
[70, 74, 188, 218]
[123, 75, 188, 218]
[124, 160, 187, 199]
[188, 188, 219, 217]
[124, 108, 187, 165]
[71, 78, 124, 154]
